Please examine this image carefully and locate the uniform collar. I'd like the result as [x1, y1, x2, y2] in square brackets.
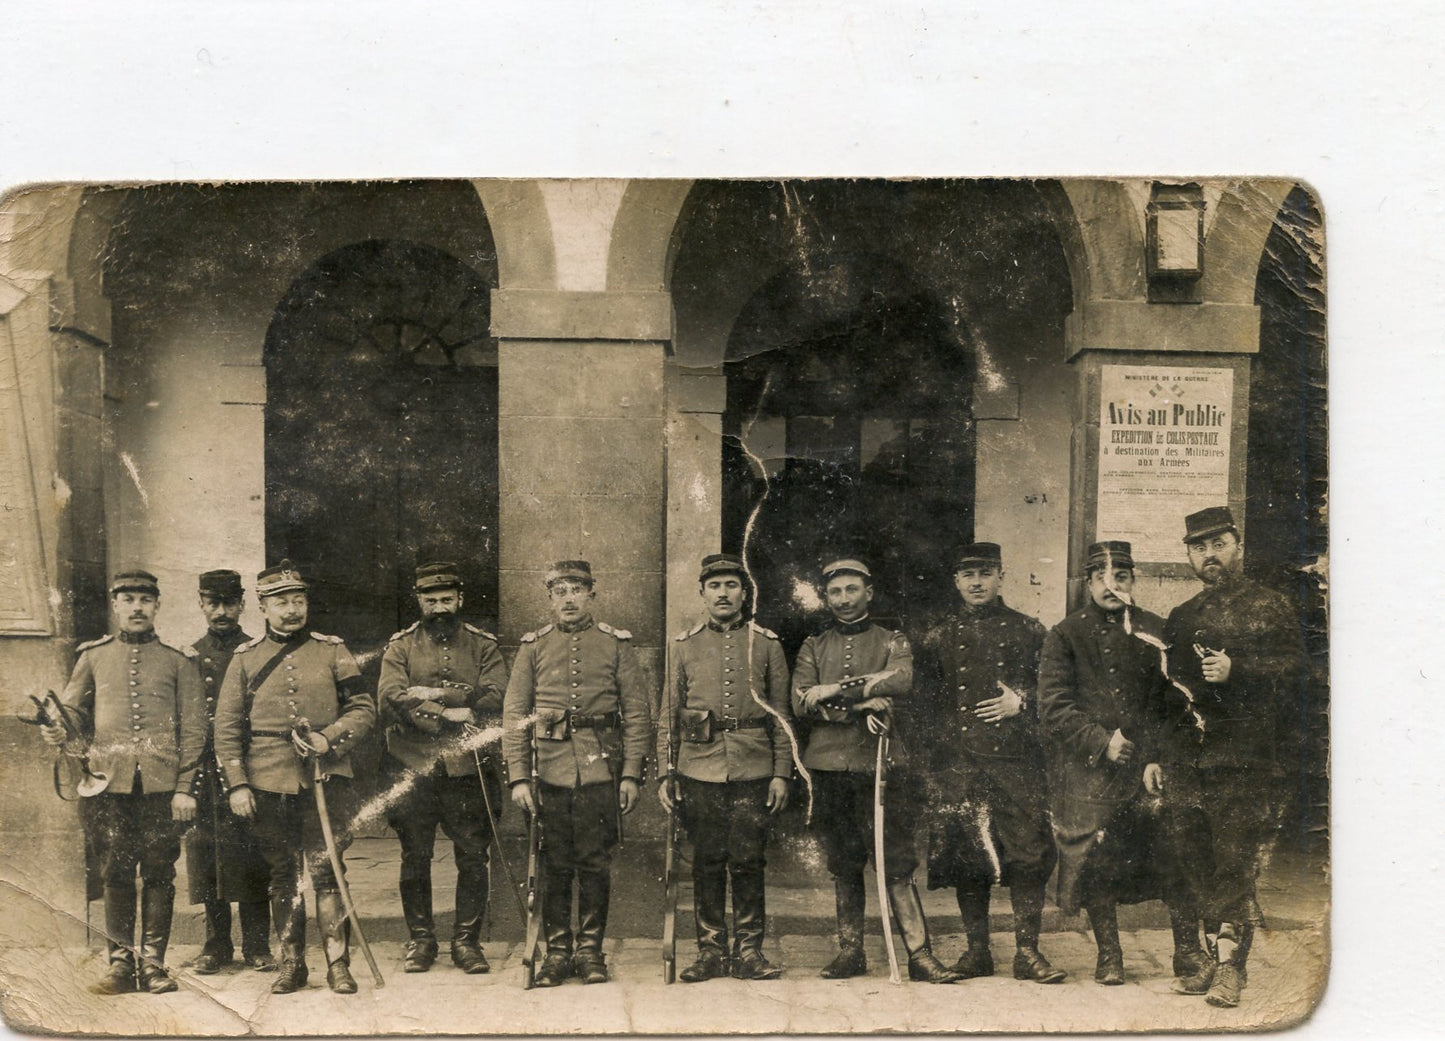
[831, 615, 872, 636]
[266, 627, 309, 644]
[706, 616, 748, 633]
[1085, 600, 1127, 625]
[556, 616, 594, 634]
[118, 629, 158, 645]
[958, 597, 1007, 619]
[206, 627, 251, 651]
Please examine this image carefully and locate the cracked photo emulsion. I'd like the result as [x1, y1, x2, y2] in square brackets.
[0, 178, 1327, 1035]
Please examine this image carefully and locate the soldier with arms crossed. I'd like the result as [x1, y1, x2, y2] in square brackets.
[41, 570, 206, 995]
[502, 561, 652, 987]
[379, 561, 508, 975]
[793, 558, 961, 984]
[213, 561, 377, 995]
[657, 553, 793, 982]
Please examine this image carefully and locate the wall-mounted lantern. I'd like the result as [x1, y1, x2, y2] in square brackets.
[1146, 181, 1206, 302]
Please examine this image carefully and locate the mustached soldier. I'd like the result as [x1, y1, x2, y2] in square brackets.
[657, 553, 793, 982]
[187, 569, 273, 974]
[502, 561, 652, 986]
[213, 560, 377, 994]
[41, 570, 206, 995]
[917, 543, 1065, 984]
[379, 561, 508, 975]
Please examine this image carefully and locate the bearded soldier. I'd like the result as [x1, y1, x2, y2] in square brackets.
[657, 553, 793, 982]
[213, 560, 377, 995]
[186, 569, 273, 974]
[1163, 507, 1305, 1008]
[41, 570, 206, 995]
[379, 561, 508, 974]
[793, 558, 961, 984]
[502, 561, 652, 986]
[917, 543, 1065, 984]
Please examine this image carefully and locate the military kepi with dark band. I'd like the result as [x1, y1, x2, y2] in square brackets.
[198, 569, 244, 599]
[1183, 505, 1239, 543]
[1085, 541, 1134, 572]
[544, 560, 593, 588]
[954, 542, 1003, 569]
[821, 557, 871, 580]
[414, 561, 463, 592]
[110, 569, 160, 596]
[255, 559, 307, 597]
[698, 553, 746, 582]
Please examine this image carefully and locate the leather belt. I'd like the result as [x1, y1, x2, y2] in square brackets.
[714, 716, 769, 732]
[568, 711, 620, 730]
[250, 729, 294, 739]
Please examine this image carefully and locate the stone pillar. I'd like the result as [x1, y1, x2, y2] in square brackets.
[664, 365, 725, 641]
[1059, 179, 1294, 613]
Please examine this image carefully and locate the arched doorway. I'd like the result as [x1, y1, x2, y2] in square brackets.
[263, 239, 500, 654]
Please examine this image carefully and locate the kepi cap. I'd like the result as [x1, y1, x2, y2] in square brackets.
[699, 553, 746, 583]
[415, 561, 463, 592]
[821, 558, 872, 581]
[198, 569, 243, 599]
[954, 542, 1003, 570]
[111, 569, 160, 596]
[545, 560, 593, 588]
[1183, 506, 1239, 544]
[1086, 541, 1134, 573]
[256, 559, 308, 597]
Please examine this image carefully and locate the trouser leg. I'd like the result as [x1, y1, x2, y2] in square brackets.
[202, 900, 233, 959]
[538, 783, 575, 954]
[681, 778, 730, 955]
[956, 887, 991, 950]
[238, 900, 272, 962]
[436, 770, 495, 963]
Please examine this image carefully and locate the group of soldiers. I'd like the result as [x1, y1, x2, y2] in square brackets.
[36, 504, 1300, 1012]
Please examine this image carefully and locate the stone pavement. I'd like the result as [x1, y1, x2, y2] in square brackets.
[0, 837, 1329, 1035]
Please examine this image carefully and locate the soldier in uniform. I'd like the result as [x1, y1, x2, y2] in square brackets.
[378, 561, 508, 975]
[1163, 507, 1305, 1008]
[41, 570, 206, 995]
[1037, 541, 1201, 986]
[657, 553, 793, 982]
[186, 569, 273, 974]
[213, 561, 377, 995]
[917, 543, 1066, 984]
[502, 561, 651, 986]
[792, 558, 961, 984]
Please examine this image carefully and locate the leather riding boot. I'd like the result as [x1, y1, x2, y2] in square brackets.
[1087, 898, 1124, 985]
[1010, 882, 1066, 983]
[90, 885, 138, 995]
[887, 880, 963, 983]
[400, 878, 438, 972]
[450, 881, 490, 974]
[269, 892, 309, 994]
[820, 874, 867, 978]
[574, 871, 610, 983]
[238, 899, 275, 969]
[730, 868, 780, 980]
[1169, 902, 1211, 984]
[316, 891, 356, 994]
[952, 887, 993, 978]
[138, 883, 178, 993]
[693, 864, 729, 961]
[534, 868, 574, 986]
[194, 899, 233, 974]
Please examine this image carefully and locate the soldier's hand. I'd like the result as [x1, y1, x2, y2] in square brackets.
[511, 781, 537, 816]
[800, 683, 843, 711]
[618, 778, 640, 815]
[1143, 763, 1165, 794]
[228, 786, 256, 819]
[766, 777, 790, 814]
[976, 681, 1024, 723]
[292, 729, 330, 758]
[171, 792, 197, 822]
[1199, 650, 1232, 684]
[1104, 728, 1135, 765]
[39, 722, 67, 747]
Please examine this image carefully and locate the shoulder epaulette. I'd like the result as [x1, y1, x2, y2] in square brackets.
[310, 632, 345, 645]
[76, 633, 114, 653]
[597, 622, 632, 640]
[520, 623, 554, 644]
[675, 622, 705, 642]
[161, 641, 199, 659]
[388, 620, 421, 644]
[234, 634, 266, 654]
[748, 621, 780, 640]
[464, 622, 498, 641]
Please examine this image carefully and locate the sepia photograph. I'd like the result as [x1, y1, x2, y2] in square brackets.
[0, 175, 1329, 1034]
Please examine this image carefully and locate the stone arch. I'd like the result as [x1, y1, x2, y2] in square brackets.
[471, 179, 557, 290]
[606, 179, 694, 291]
[1202, 179, 1299, 304]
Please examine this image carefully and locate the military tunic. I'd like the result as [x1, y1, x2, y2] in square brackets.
[917, 599, 1055, 890]
[185, 628, 270, 905]
[61, 630, 206, 887]
[1037, 602, 1175, 914]
[792, 618, 919, 882]
[1163, 577, 1304, 925]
